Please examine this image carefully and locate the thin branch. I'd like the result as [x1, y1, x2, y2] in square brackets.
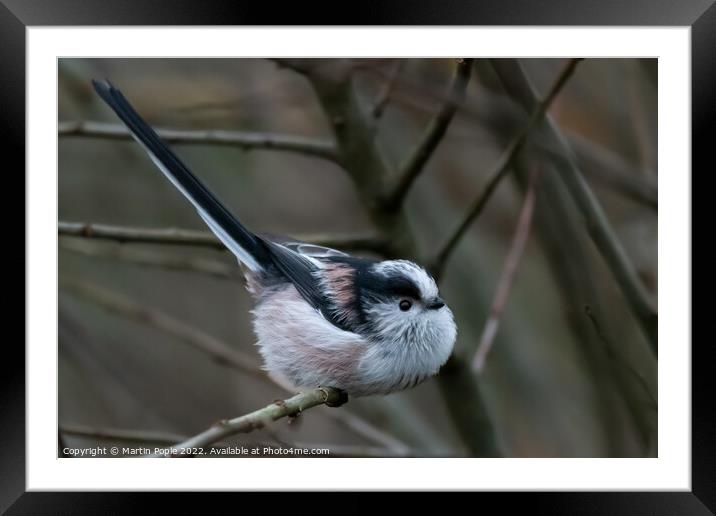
[381, 58, 474, 209]
[436, 354, 502, 456]
[431, 59, 582, 279]
[372, 60, 405, 119]
[60, 279, 410, 452]
[151, 388, 344, 457]
[584, 306, 657, 410]
[565, 131, 658, 210]
[60, 239, 239, 280]
[60, 279, 263, 377]
[61, 424, 189, 445]
[58, 221, 227, 249]
[58, 221, 388, 255]
[58, 120, 339, 162]
[320, 409, 411, 454]
[491, 59, 658, 356]
[472, 175, 538, 373]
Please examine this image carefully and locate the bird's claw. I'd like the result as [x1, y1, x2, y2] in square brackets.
[324, 388, 349, 408]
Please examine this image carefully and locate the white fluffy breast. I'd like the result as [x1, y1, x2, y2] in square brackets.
[250, 283, 368, 393]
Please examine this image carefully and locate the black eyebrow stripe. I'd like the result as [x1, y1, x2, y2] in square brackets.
[381, 274, 422, 299]
[388, 284, 421, 299]
[353, 263, 424, 304]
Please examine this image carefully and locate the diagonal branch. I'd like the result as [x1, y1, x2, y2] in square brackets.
[59, 221, 224, 249]
[381, 58, 473, 209]
[152, 388, 344, 457]
[472, 175, 538, 373]
[565, 132, 657, 210]
[61, 424, 189, 446]
[430, 58, 582, 279]
[584, 306, 657, 410]
[60, 279, 263, 377]
[58, 221, 388, 255]
[490, 58, 657, 356]
[320, 410, 411, 454]
[58, 121, 339, 162]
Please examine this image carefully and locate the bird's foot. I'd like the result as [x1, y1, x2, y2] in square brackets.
[324, 387, 349, 408]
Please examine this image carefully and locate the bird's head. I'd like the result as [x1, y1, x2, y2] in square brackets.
[357, 260, 457, 354]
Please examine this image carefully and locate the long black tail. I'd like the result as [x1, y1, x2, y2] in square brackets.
[92, 79, 269, 272]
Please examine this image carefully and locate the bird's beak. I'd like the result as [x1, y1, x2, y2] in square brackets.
[427, 297, 445, 310]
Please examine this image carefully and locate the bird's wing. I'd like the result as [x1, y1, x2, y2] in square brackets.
[264, 235, 349, 259]
[260, 239, 328, 311]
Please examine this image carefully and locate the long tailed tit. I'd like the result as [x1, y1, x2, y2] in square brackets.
[92, 80, 457, 400]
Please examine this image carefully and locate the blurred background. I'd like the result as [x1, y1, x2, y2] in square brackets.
[58, 58, 657, 458]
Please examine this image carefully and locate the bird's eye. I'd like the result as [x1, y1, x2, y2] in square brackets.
[399, 299, 412, 311]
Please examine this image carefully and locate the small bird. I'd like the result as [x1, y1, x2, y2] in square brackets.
[92, 80, 457, 401]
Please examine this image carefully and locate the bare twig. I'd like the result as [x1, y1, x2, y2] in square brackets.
[491, 59, 658, 356]
[58, 221, 388, 255]
[60, 279, 263, 377]
[59, 221, 227, 249]
[584, 306, 657, 409]
[320, 409, 411, 454]
[381, 58, 473, 209]
[431, 59, 582, 279]
[61, 424, 189, 445]
[472, 175, 538, 373]
[566, 132, 657, 210]
[60, 239, 239, 280]
[436, 354, 502, 456]
[152, 388, 345, 457]
[58, 121, 339, 162]
[372, 60, 405, 119]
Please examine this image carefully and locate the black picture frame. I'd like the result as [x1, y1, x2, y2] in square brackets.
[4, 0, 708, 511]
